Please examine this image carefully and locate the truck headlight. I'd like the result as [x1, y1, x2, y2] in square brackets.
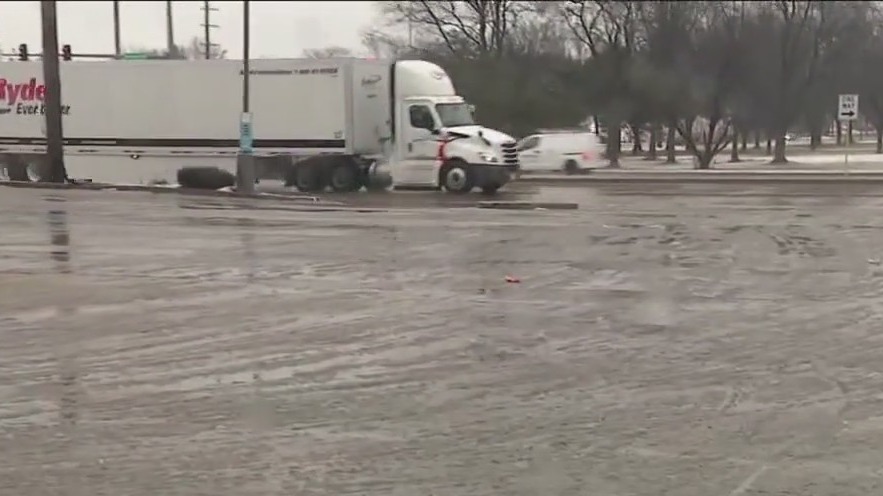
[478, 152, 499, 163]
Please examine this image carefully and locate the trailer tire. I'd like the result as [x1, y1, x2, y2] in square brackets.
[293, 165, 325, 193]
[329, 162, 360, 193]
[440, 159, 474, 194]
[1, 155, 33, 182]
[177, 166, 235, 190]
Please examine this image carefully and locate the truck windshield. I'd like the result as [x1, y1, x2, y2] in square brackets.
[435, 103, 475, 127]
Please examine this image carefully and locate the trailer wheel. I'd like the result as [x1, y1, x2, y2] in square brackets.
[2, 155, 33, 182]
[440, 160, 474, 194]
[329, 162, 360, 193]
[293, 164, 325, 193]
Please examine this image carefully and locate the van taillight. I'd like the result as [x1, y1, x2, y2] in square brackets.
[582, 151, 594, 161]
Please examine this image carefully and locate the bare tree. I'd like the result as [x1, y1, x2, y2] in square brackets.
[303, 46, 353, 58]
[564, 0, 643, 167]
[858, 10, 883, 152]
[738, 1, 828, 163]
[634, 1, 703, 163]
[378, 0, 526, 58]
[183, 36, 227, 59]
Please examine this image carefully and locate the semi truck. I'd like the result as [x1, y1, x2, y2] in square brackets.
[0, 57, 519, 194]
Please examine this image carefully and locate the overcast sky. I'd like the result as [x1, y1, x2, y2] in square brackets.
[1, 1, 378, 58]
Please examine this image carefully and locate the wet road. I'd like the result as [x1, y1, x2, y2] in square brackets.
[3, 184, 883, 495]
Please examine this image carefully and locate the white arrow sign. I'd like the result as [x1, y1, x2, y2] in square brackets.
[839, 94, 859, 121]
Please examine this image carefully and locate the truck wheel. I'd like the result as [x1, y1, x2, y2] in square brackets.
[563, 159, 579, 175]
[440, 160, 474, 194]
[329, 162, 360, 193]
[293, 165, 325, 192]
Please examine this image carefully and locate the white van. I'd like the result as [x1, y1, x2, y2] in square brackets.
[516, 131, 606, 174]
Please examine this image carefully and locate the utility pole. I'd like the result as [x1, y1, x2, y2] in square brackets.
[236, 0, 254, 193]
[201, 1, 219, 59]
[40, 0, 67, 183]
[165, 0, 176, 58]
[113, 1, 121, 57]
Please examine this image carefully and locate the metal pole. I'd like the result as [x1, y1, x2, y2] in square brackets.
[242, 2, 249, 115]
[165, 0, 175, 58]
[204, 1, 211, 59]
[113, 0, 121, 57]
[235, 0, 255, 193]
[40, 0, 67, 183]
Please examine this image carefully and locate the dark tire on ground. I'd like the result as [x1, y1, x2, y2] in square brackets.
[1, 154, 32, 182]
[177, 166, 236, 190]
[329, 161, 361, 193]
[289, 155, 339, 193]
[293, 165, 325, 192]
[564, 159, 579, 175]
[439, 159, 474, 194]
[480, 184, 501, 195]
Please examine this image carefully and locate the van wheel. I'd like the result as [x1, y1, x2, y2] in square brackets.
[330, 162, 360, 192]
[563, 159, 579, 175]
[440, 160, 474, 194]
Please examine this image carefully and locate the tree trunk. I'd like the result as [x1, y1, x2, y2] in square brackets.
[766, 138, 772, 155]
[772, 133, 787, 164]
[630, 124, 642, 155]
[730, 127, 740, 162]
[848, 120, 854, 145]
[697, 154, 713, 169]
[607, 124, 622, 168]
[876, 126, 882, 153]
[645, 125, 658, 160]
[810, 128, 822, 150]
[754, 130, 761, 149]
[740, 131, 747, 151]
[836, 120, 843, 145]
[665, 122, 677, 164]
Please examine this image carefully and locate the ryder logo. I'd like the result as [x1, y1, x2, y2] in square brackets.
[0, 78, 71, 116]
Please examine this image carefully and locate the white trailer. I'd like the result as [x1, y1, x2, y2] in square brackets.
[0, 58, 519, 193]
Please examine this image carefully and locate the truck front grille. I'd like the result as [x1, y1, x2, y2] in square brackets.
[501, 141, 519, 167]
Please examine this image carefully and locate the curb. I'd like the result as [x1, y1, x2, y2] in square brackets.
[0, 180, 337, 204]
[516, 172, 883, 185]
[477, 201, 579, 210]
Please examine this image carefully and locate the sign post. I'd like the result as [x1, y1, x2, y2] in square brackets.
[838, 94, 859, 174]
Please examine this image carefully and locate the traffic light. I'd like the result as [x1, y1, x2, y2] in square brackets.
[18, 43, 28, 61]
[62, 44, 72, 61]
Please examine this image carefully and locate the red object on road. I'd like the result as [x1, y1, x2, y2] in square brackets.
[505, 275, 521, 283]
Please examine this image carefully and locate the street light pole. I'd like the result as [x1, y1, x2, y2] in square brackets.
[40, 0, 67, 183]
[236, 0, 255, 193]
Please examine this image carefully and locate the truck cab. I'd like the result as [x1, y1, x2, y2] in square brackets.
[385, 61, 519, 194]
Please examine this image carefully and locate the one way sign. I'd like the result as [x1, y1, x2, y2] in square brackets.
[839, 94, 859, 121]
